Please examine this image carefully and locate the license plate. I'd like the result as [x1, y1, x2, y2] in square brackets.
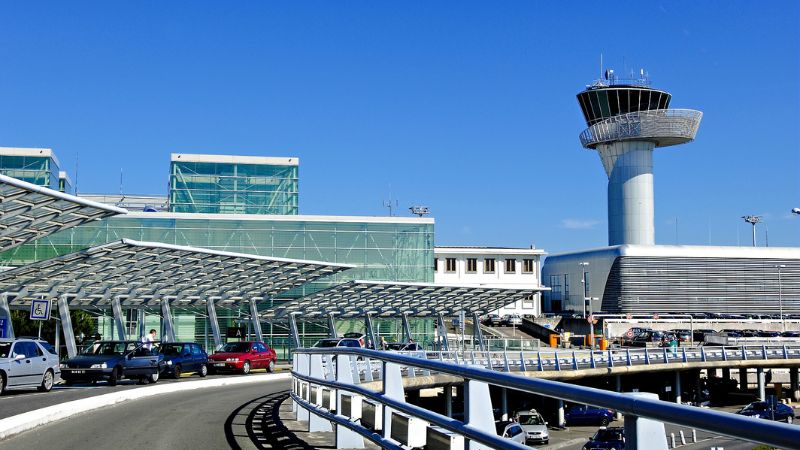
[72, 370, 85, 374]
[215, 363, 225, 367]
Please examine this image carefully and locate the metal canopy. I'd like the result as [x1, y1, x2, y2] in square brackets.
[1, 239, 355, 308]
[0, 173, 127, 252]
[265, 280, 543, 319]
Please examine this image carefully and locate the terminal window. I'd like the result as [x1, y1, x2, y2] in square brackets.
[523, 294, 535, 309]
[505, 259, 516, 273]
[484, 258, 495, 273]
[433, 258, 438, 272]
[523, 259, 535, 273]
[445, 258, 456, 273]
[466, 258, 477, 273]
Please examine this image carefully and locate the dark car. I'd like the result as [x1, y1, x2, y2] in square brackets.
[208, 341, 277, 374]
[159, 342, 209, 378]
[631, 331, 665, 346]
[342, 332, 367, 348]
[60, 341, 163, 386]
[385, 342, 422, 351]
[314, 338, 363, 348]
[583, 427, 625, 450]
[781, 331, 800, 338]
[757, 330, 781, 338]
[668, 329, 692, 343]
[740, 329, 760, 337]
[720, 329, 743, 338]
[736, 400, 795, 423]
[565, 405, 616, 426]
[484, 314, 502, 326]
[693, 329, 716, 342]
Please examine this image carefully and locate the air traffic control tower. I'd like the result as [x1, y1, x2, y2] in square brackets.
[577, 70, 702, 245]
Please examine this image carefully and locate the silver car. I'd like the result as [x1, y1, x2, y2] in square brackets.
[496, 421, 527, 445]
[0, 338, 61, 394]
[517, 409, 550, 444]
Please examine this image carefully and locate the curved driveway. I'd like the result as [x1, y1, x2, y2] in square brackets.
[0, 377, 291, 450]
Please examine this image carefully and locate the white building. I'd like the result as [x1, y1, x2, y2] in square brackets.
[434, 246, 546, 317]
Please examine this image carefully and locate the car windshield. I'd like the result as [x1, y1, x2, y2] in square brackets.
[0, 342, 10, 358]
[221, 342, 251, 353]
[594, 429, 624, 441]
[518, 414, 545, 425]
[743, 403, 767, 411]
[160, 344, 184, 356]
[315, 339, 341, 348]
[386, 343, 404, 350]
[81, 342, 131, 356]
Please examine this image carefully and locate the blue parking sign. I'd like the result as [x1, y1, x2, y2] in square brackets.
[30, 299, 51, 320]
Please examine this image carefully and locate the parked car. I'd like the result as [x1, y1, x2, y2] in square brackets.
[693, 329, 716, 342]
[342, 332, 367, 348]
[313, 338, 363, 348]
[495, 420, 526, 444]
[208, 341, 277, 374]
[736, 400, 795, 423]
[757, 330, 781, 338]
[506, 314, 523, 326]
[781, 331, 800, 338]
[385, 342, 422, 351]
[60, 340, 163, 386]
[668, 329, 692, 343]
[720, 329, 743, 338]
[583, 426, 625, 450]
[484, 314, 502, 326]
[565, 404, 616, 426]
[620, 327, 651, 346]
[159, 342, 209, 378]
[0, 338, 61, 394]
[631, 331, 666, 346]
[516, 409, 549, 445]
[740, 329, 760, 337]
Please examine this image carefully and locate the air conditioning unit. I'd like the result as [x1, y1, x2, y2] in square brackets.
[426, 426, 465, 450]
[340, 393, 363, 420]
[361, 399, 383, 431]
[390, 411, 428, 448]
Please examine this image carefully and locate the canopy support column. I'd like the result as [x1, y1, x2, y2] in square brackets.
[58, 295, 77, 358]
[137, 309, 146, 339]
[0, 293, 14, 339]
[111, 297, 127, 340]
[288, 313, 301, 349]
[161, 299, 176, 343]
[249, 299, 263, 342]
[402, 313, 413, 343]
[437, 313, 449, 351]
[328, 312, 338, 338]
[365, 313, 378, 349]
[206, 300, 222, 351]
[473, 312, 486, 351]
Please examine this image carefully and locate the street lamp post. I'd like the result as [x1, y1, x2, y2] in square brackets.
[587, 297, 599, 349]
[579, 262, 590, 318]
[776, 264, 786, 331]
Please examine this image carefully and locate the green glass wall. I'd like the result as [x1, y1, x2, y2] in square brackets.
[0, 155, 59, 189]
[170, 161, 299, 215]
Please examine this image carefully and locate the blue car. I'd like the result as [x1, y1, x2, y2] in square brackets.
[565, 405, 616, 426]
[583, 427, 624, 450]
[159, 342, 209, 378]
[60, 341, 164, 386]
[736, 401, 795, 423]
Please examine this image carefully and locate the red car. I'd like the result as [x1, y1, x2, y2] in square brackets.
[208, 341, 277, 374]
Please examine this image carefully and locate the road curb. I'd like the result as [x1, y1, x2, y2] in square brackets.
[0, 372, 291, 441]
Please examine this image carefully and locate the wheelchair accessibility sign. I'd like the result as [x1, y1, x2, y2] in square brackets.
[30, 299, 51, 320]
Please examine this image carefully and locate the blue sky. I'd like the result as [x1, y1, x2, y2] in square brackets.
[0, 1, 797, 253]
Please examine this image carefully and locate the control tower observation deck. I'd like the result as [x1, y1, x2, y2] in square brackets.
[576, 70, 702, 246]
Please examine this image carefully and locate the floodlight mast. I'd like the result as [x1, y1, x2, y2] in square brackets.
[577, 68, 702, 246]
[409, 206, 430, 217]
[742, 215, 762, 247]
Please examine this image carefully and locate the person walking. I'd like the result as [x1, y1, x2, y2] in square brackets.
[379, 336, 387, 350]
[142, 329, 157, 351]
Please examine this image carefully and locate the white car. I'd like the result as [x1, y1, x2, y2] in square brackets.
[495, 421, 527, 445]
[0, 338, 61, 394]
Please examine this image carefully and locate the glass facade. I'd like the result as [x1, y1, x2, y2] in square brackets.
[0, 153, 60, 189]
[169, 158, 299, 215]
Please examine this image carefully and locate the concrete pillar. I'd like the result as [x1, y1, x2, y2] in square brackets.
[739, 368, 748, 390]
[757, 368, 766, 401]
[557, 399, 565, 428]
[675, 372, 682, 404]
[501, 387, 508, 421]
[445, 385, 453, 418]
[707, 368, 717, 378]
[722, 368, 731, 380]
[615, 375, 623, 420]
[790, 367, 799, 402]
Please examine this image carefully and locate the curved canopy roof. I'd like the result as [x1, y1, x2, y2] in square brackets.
[264, 280, 545, 319]
[1, 239, 355, 308]
[0, 174, 127, 252]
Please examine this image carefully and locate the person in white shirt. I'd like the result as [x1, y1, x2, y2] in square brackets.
[142, 329, 157, 351]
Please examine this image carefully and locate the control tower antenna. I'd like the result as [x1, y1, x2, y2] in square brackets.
[576, 68, 703, 246]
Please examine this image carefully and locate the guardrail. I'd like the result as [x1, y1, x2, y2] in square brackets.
[579, 108, 702, 149]
[290, 347, 800, 450]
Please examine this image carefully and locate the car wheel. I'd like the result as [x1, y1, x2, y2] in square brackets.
[0, 372, 6, 394]
[199, 364, 208, 377]
[38, 369, 54, 392]
[242, 360, 251, 375]
[600, 416, 609, 426]
[267, 360, 275, 373]
[173, 364, 182, 379]
[148, 371, 159, 384]
[108, 367, 120, 386]
[787, 416, 794, 424]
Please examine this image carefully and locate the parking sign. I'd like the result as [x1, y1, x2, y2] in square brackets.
[30, 299, 51, 320]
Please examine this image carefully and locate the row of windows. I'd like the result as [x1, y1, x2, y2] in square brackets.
[434, 257, 536, 274]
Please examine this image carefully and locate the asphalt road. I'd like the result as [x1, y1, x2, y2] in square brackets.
[0, 376, 291, 450]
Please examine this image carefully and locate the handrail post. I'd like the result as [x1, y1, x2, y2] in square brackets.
[520, 351, 527, 372]
[309, 354, 332, 432]
[554, 351, 561, 371]
[644, 348, 650, 365]
[624, 392, 668, 450]
[626, 348, 632, 366]
[571, 351, 578, 370]
[590, 349, 596, 369]
[700, 346, 706, 362]
[762, 345, 768, 360]
[742, 347, 747, 361]
[681, 347, 687, 363]
[608, 348, 614, 368]
[537, 351, 544, 371]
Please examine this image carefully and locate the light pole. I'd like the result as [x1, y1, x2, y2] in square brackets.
[580, 261, 590, 318]
[587, 297, 599, 349]
[742, 215, 762, 247]
[776, 264, 786, 331]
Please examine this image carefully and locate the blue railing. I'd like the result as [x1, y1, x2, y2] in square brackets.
[291, 347, 800, 450]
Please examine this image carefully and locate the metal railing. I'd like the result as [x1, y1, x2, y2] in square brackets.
[291, 347, 800, 450]
[579, 108, 703, 148]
